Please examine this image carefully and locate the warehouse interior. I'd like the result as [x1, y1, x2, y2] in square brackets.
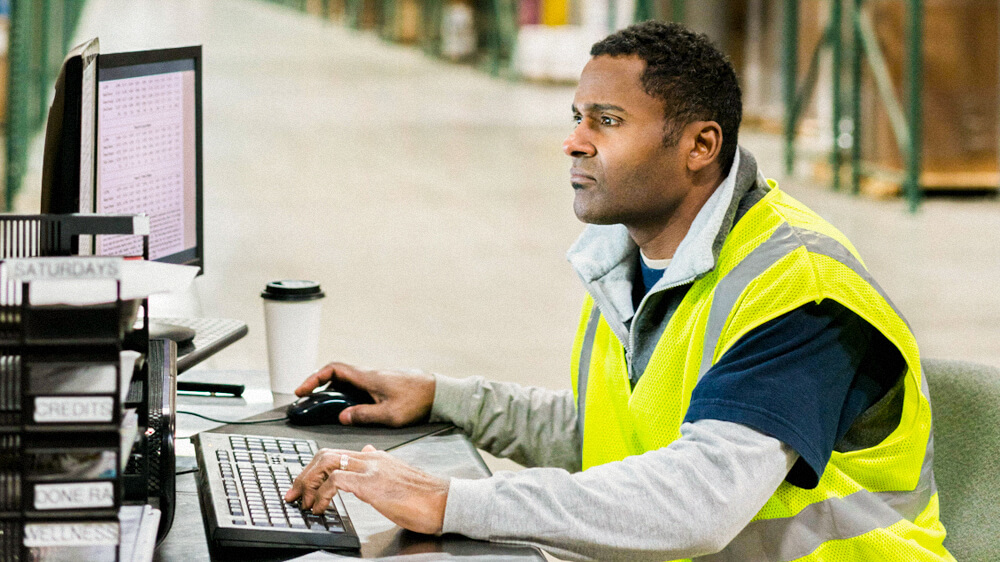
[0, 0, 998, 557]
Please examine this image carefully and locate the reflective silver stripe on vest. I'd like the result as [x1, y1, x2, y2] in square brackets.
[577, 305, 601, 443]
[699, 222, 910, 379]
[698, 436, 937, 562]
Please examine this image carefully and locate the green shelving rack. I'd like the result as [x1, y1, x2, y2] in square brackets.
[783, 0, 923, 211]
[4, 0, 89, 210]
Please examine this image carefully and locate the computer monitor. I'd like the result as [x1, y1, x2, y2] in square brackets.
[40, 43, 204, 271]
[41, 38, 100, 220]
[39, 41, 246, 386]
[95, 46, 203, 270]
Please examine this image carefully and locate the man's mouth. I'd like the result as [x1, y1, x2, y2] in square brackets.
[570, 168, 595, 188]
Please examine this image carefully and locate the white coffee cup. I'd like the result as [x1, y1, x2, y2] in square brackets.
[261, 280, 325, 395]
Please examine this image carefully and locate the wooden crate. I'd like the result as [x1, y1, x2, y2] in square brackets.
[862, 0, 999, 192]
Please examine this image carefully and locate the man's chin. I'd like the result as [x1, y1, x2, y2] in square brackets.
[573, 201, 618, 225]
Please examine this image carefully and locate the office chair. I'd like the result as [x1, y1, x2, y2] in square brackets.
[923, 358, 1000, 561]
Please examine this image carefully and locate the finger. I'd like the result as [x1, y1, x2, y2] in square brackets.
[325, 469, 362, 499]
[339, 403, 383, 425]
[297, 452, 339, 509]
[325, 362, 371, 390]
[311, 471, 342, 514]
[312, 454, 368, 513]
[362, 444, 377, 453]
[337, 453, 368, 474]
[285, 461, 313, 501]
[285, 448, 326, 501]
[295, 364, 336, 397]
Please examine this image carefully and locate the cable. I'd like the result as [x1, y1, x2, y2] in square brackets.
[177, 410, 289, 425]
[176, 467, 199, 476]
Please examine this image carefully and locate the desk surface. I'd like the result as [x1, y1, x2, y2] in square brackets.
[156, 370, 544, 561]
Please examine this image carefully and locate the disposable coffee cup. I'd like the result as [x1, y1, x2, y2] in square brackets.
[261, 280, 325, 394]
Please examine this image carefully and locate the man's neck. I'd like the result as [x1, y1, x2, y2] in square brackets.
[630, 169, 724, 260]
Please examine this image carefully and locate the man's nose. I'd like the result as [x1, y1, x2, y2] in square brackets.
[563, 126, 595, 158]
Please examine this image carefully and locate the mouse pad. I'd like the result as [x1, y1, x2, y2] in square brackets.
[205, 404, 455, 452]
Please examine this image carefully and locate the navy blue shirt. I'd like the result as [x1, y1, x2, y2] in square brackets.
[639, 257, 667, 294]
[635, 258, 905, 488]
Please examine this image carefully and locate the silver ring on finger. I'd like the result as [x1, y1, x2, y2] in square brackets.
[340, 454, 349, 471]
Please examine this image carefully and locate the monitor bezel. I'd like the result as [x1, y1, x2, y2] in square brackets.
[40, 37, 100, 219]
[96, 45, 204, 272]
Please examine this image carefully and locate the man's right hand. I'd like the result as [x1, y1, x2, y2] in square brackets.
[295, 362, 436, 427]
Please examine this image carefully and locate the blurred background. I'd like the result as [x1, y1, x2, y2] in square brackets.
[0, 0, 997, 412]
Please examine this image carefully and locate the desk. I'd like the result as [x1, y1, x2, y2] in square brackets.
[155, 370, 544, 561]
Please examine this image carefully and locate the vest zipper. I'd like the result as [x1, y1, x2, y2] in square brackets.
[627, 278, 696, 382]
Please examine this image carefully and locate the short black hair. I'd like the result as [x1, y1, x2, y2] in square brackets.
[591, 21, 742, 174]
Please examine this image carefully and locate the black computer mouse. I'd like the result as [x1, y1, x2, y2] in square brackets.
[286, 381, 375, 426]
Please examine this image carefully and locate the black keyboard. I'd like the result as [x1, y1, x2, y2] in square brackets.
[192, 432, 361, 550]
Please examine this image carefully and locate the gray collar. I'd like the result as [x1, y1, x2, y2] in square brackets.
[566, 146, 765, 334]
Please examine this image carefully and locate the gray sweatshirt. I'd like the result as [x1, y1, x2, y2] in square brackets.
[432, 149, 800, 560]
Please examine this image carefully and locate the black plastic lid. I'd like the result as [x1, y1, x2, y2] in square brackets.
[261, 280, 325, 301]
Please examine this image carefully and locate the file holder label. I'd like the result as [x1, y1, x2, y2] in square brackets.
[23, 521, 120, 546]
[33, 481, 114, 510]
[34, 396, 114, 423]
[2, 257, 122, 280]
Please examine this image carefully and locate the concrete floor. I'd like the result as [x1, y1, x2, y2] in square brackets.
[15, 2, 1000, 402]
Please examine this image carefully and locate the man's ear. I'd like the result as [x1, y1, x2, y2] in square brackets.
[684, 121, 723, 174]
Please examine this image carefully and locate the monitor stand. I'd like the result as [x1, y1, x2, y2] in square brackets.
[148, 318, 249, 397]
[148, 320, 196, 355]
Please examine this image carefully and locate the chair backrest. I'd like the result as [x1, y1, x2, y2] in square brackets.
[924, 358, 1000, 561]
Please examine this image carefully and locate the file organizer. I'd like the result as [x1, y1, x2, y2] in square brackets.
[0, 214, 168, 561]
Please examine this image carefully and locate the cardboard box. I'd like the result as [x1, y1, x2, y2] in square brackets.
[862, 0, 999, 190]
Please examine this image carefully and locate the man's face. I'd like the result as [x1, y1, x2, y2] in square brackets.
[564, 55, 689, 227]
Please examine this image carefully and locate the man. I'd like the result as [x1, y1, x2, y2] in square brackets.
[286, 22, 952, 560]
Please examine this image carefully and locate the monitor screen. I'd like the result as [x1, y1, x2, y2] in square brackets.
[95, 46, 203, 269]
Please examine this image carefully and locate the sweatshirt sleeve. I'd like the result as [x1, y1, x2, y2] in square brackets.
[429, 374, 581, 472]
[441, 418, 798, 561]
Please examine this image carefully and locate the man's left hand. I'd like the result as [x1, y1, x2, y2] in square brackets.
[284, 444, 449, 535]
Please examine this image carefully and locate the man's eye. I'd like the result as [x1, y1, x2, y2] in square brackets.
[572, 114, 582, 125]
[600, 116, 620, 126]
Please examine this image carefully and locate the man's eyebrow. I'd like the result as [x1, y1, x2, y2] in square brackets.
[573, 103, 628, 114]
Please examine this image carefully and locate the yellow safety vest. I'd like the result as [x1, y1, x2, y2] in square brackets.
[571, 185, 952, 561]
